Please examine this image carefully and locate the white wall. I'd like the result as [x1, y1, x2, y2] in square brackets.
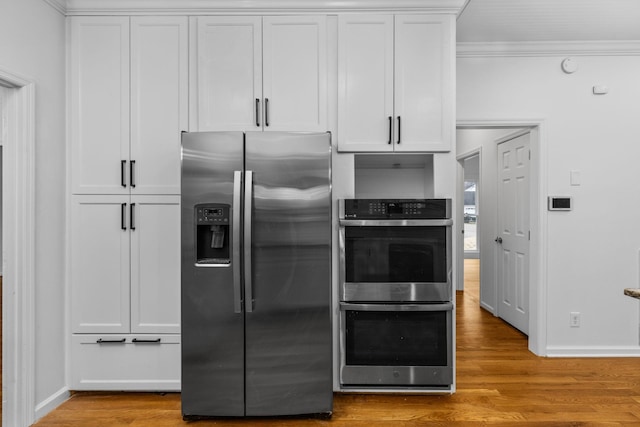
[458, 54, 640, 354]
[0, 0, 67, 415]
[1, 97, 3, 274]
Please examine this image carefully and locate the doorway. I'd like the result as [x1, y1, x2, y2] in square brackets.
[1, 71, 37, 426]
[457, 149, 481, 295]
[456, 123, 546, 356]
[463, 154, 480, 260]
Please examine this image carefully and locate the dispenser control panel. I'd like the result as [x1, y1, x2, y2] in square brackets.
[195, 203, 231, 265]
[196, 205, 230, 225]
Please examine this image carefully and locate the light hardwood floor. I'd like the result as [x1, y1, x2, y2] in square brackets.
[33, 260, 640, 426]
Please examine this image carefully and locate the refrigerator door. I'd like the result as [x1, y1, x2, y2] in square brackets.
[181, 131, 245, 417]
[244, 132, 333, 416]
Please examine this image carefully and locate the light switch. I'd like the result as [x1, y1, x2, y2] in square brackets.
[570, 170, 581, 186]
[593, 85, 609, 95]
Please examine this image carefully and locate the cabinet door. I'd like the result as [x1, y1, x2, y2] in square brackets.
[193, 16, 262, 131]
[130, 196, 181, 334]
[337, 15, 394, 152]
[130, 17, 188, 195]
[71, 195, 131, 333]
[70, 17, 130, 194]
[262, 16, 327, 132]
[394, 14, 453, 152]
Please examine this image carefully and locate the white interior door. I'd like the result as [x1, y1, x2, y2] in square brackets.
[496, 132, 530, 334]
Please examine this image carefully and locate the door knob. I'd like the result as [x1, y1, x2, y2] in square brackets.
[495, 237, 503, 244]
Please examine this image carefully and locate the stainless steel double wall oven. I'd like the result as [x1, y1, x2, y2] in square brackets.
[338, 199, 453, 390]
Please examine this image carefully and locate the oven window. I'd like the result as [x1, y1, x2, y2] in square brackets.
[345, 310, 448, 366]
[344, 226, 447, 283]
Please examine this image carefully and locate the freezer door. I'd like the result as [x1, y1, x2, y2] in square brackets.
[244, 132, 333, 416]
[181, 131, 245, 417]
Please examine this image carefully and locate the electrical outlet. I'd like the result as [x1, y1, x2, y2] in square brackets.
[570, 312, 581, 328]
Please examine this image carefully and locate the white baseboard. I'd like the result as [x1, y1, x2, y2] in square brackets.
[546, 346, 640, 358]
[35, 387, 70, 422]
[479, 301, 495, 315]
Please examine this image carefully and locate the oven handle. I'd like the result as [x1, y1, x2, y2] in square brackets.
[339, 302, 453, 312]
[339, 219, 453, 227]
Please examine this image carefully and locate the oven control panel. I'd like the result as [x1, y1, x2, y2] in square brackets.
[342, 199, 451, 219]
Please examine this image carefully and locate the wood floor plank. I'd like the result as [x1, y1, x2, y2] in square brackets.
[32, 260, 640, 426]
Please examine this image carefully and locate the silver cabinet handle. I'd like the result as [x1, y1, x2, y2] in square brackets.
[232, 171, 242, 314]
[244, 170, 254, 313]
[397, 116, 401, 144]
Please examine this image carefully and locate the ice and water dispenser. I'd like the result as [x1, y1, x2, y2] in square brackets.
[195, 203, 231, 265]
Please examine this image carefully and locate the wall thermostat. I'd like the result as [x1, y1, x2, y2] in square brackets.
[548, 196, 572, 211]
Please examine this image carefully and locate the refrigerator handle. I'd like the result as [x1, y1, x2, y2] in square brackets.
[233, 171, 243, 314]
[244, 170, 254, 313]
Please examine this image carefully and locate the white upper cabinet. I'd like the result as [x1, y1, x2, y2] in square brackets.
[338, 14, 454, 152]
[70, 17, 130, 194]
[193, 16, 262, 131]
[70, 16, 188, 195]
[262, 16, 327, 132]
[192, 15, 327, 132]
[338, 15, 394, 151]
[130, 17, 188, 195]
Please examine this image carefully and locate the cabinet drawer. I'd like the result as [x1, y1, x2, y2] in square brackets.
[71, 334, 181, 391]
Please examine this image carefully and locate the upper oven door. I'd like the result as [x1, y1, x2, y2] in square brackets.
[339, 219, 452, 302]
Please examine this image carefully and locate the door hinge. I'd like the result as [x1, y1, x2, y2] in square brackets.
[528, 230, 531, 240]
[529, 150, 531, 160]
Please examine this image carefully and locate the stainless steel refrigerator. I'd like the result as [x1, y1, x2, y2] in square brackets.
[180, 131, 333, 418]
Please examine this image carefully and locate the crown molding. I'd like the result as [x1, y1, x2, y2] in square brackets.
[42, 0, 67, 15]
[64, 0, 467, 15]
[457, 40, 640, 57]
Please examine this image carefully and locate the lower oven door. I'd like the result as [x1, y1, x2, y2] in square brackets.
[340, 302, 453, 388]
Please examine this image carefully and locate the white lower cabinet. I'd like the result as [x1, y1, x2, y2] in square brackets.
[70, 195, 181, 390]
[70, 334, 181, 390]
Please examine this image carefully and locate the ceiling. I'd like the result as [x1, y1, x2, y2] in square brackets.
[457, 0, 640, 43]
